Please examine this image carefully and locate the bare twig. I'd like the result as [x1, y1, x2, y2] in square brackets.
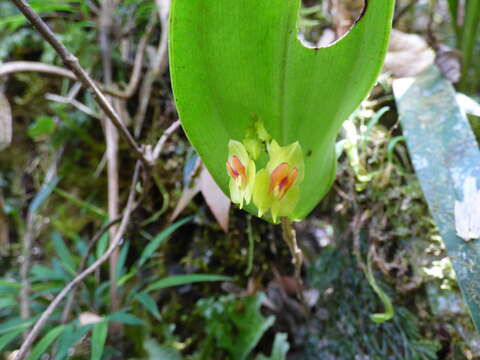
[9, 0, 148, 166]
[0, 61, 76, 80]
[115, 14, 157, 99]
[133, 0, 171, 137]
[98, 0, 121, 314]
[45, 93, 101, 119]
[280, 217, 310, 315]
[392, 0, 419, 26]
[280, 218, 303, 279]
[13, 161, 142, 360]
[0, 61, 130, 99]
[61, 217, 122, 324]
[149, 120, 181, 162]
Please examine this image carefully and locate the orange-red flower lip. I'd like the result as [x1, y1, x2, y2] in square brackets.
[269, 162, 298, 199]
[226, 155, 247, 187]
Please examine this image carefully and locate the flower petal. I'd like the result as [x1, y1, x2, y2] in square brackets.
[253, 169, 273, 217]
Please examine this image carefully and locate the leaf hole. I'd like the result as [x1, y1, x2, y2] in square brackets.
[298, 0, 368, 48]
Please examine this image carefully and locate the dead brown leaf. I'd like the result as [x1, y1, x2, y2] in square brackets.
[383, 29, 435, 78]
[200, 166, 230, 232]
[79, 312, 104, 325]
[435, 44, 462, 83]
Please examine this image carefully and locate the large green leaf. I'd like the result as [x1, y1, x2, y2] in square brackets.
[170, 0, 394, 218]
[393, 66, 480, 331]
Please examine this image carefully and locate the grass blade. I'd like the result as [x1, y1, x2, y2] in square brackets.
[145, 274, 231, 293]
[91, 321, 108, 360]
[137, 216, 192, 267]
[27, 325, 66, 360]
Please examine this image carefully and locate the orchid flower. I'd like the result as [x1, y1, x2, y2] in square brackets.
[253, 140, 304, 222]
[226, 140, 256, 208]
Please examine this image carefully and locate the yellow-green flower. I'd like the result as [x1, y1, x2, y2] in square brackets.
[253, 140, 304, 222]
[226, 140, 256, 208]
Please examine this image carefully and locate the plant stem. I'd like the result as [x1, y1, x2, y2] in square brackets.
[280, 217, 303, 279]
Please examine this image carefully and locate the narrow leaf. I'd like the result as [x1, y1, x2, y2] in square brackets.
[29, 176, 60, 214]
[393, 66, 480, 331]
[108, 311, 144, 326]
[55, 324, 92, 360]
[135, 292, 162, 320]
[91, 321, 108, 360]
[145, 274, 231, 293]
[0, 328, 23, 353]
[27, 325, 66, 360]
[52, 231, 76, 274]
[137, 216, 192, 267]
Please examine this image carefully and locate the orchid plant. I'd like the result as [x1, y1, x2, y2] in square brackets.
[170, 0, 394, 222]
[170, 0, 395, 322]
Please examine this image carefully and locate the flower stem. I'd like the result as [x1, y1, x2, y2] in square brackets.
[280, 217, 303, 279]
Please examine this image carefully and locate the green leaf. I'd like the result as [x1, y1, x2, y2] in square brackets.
[0, 318, 32, 336]
[198, 294, 274, 360]
[27, 325, 66, 360]
[27, 116, 56, 140]
[29, 176, 60, 214]
[30, 264, 69, 282]
[366, 255, 394, 323]
[0, 328, 23, 352]
[256, 333, 290, 360]
[52, 231, 76, 274]
[91, 321, 108, 360]
[170, 0, 394, 219]
[0, 280, 21, 289]
[55, 324, 92, 360]
[0, 296, 16, 309]
[108, 311, 144, 326]
[145, 274, 231, 293]
[96, 232, 109, 260]
[137, 216, 192, 267]
[135, 292, 162, 320]
[143, 338, 182, 360]
[459, 0, 480, 92]
[115, 241, 130, 280]
[393, 66, 480, 332]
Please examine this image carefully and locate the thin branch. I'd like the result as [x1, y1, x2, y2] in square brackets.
[115, 14, 156, 99]
[151, 120, 181, 161]
[61, 216, 122, 324]
[0, 61, 129, 99]
[99, 0, 121, 315]
[133, 0, 171, 137]
[9, 0, 148, 166]
[0, 61, 76, 80]
[280, 218, 303, 279]
[45, 93, 101, 120]
[13, 161, 142, 360]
